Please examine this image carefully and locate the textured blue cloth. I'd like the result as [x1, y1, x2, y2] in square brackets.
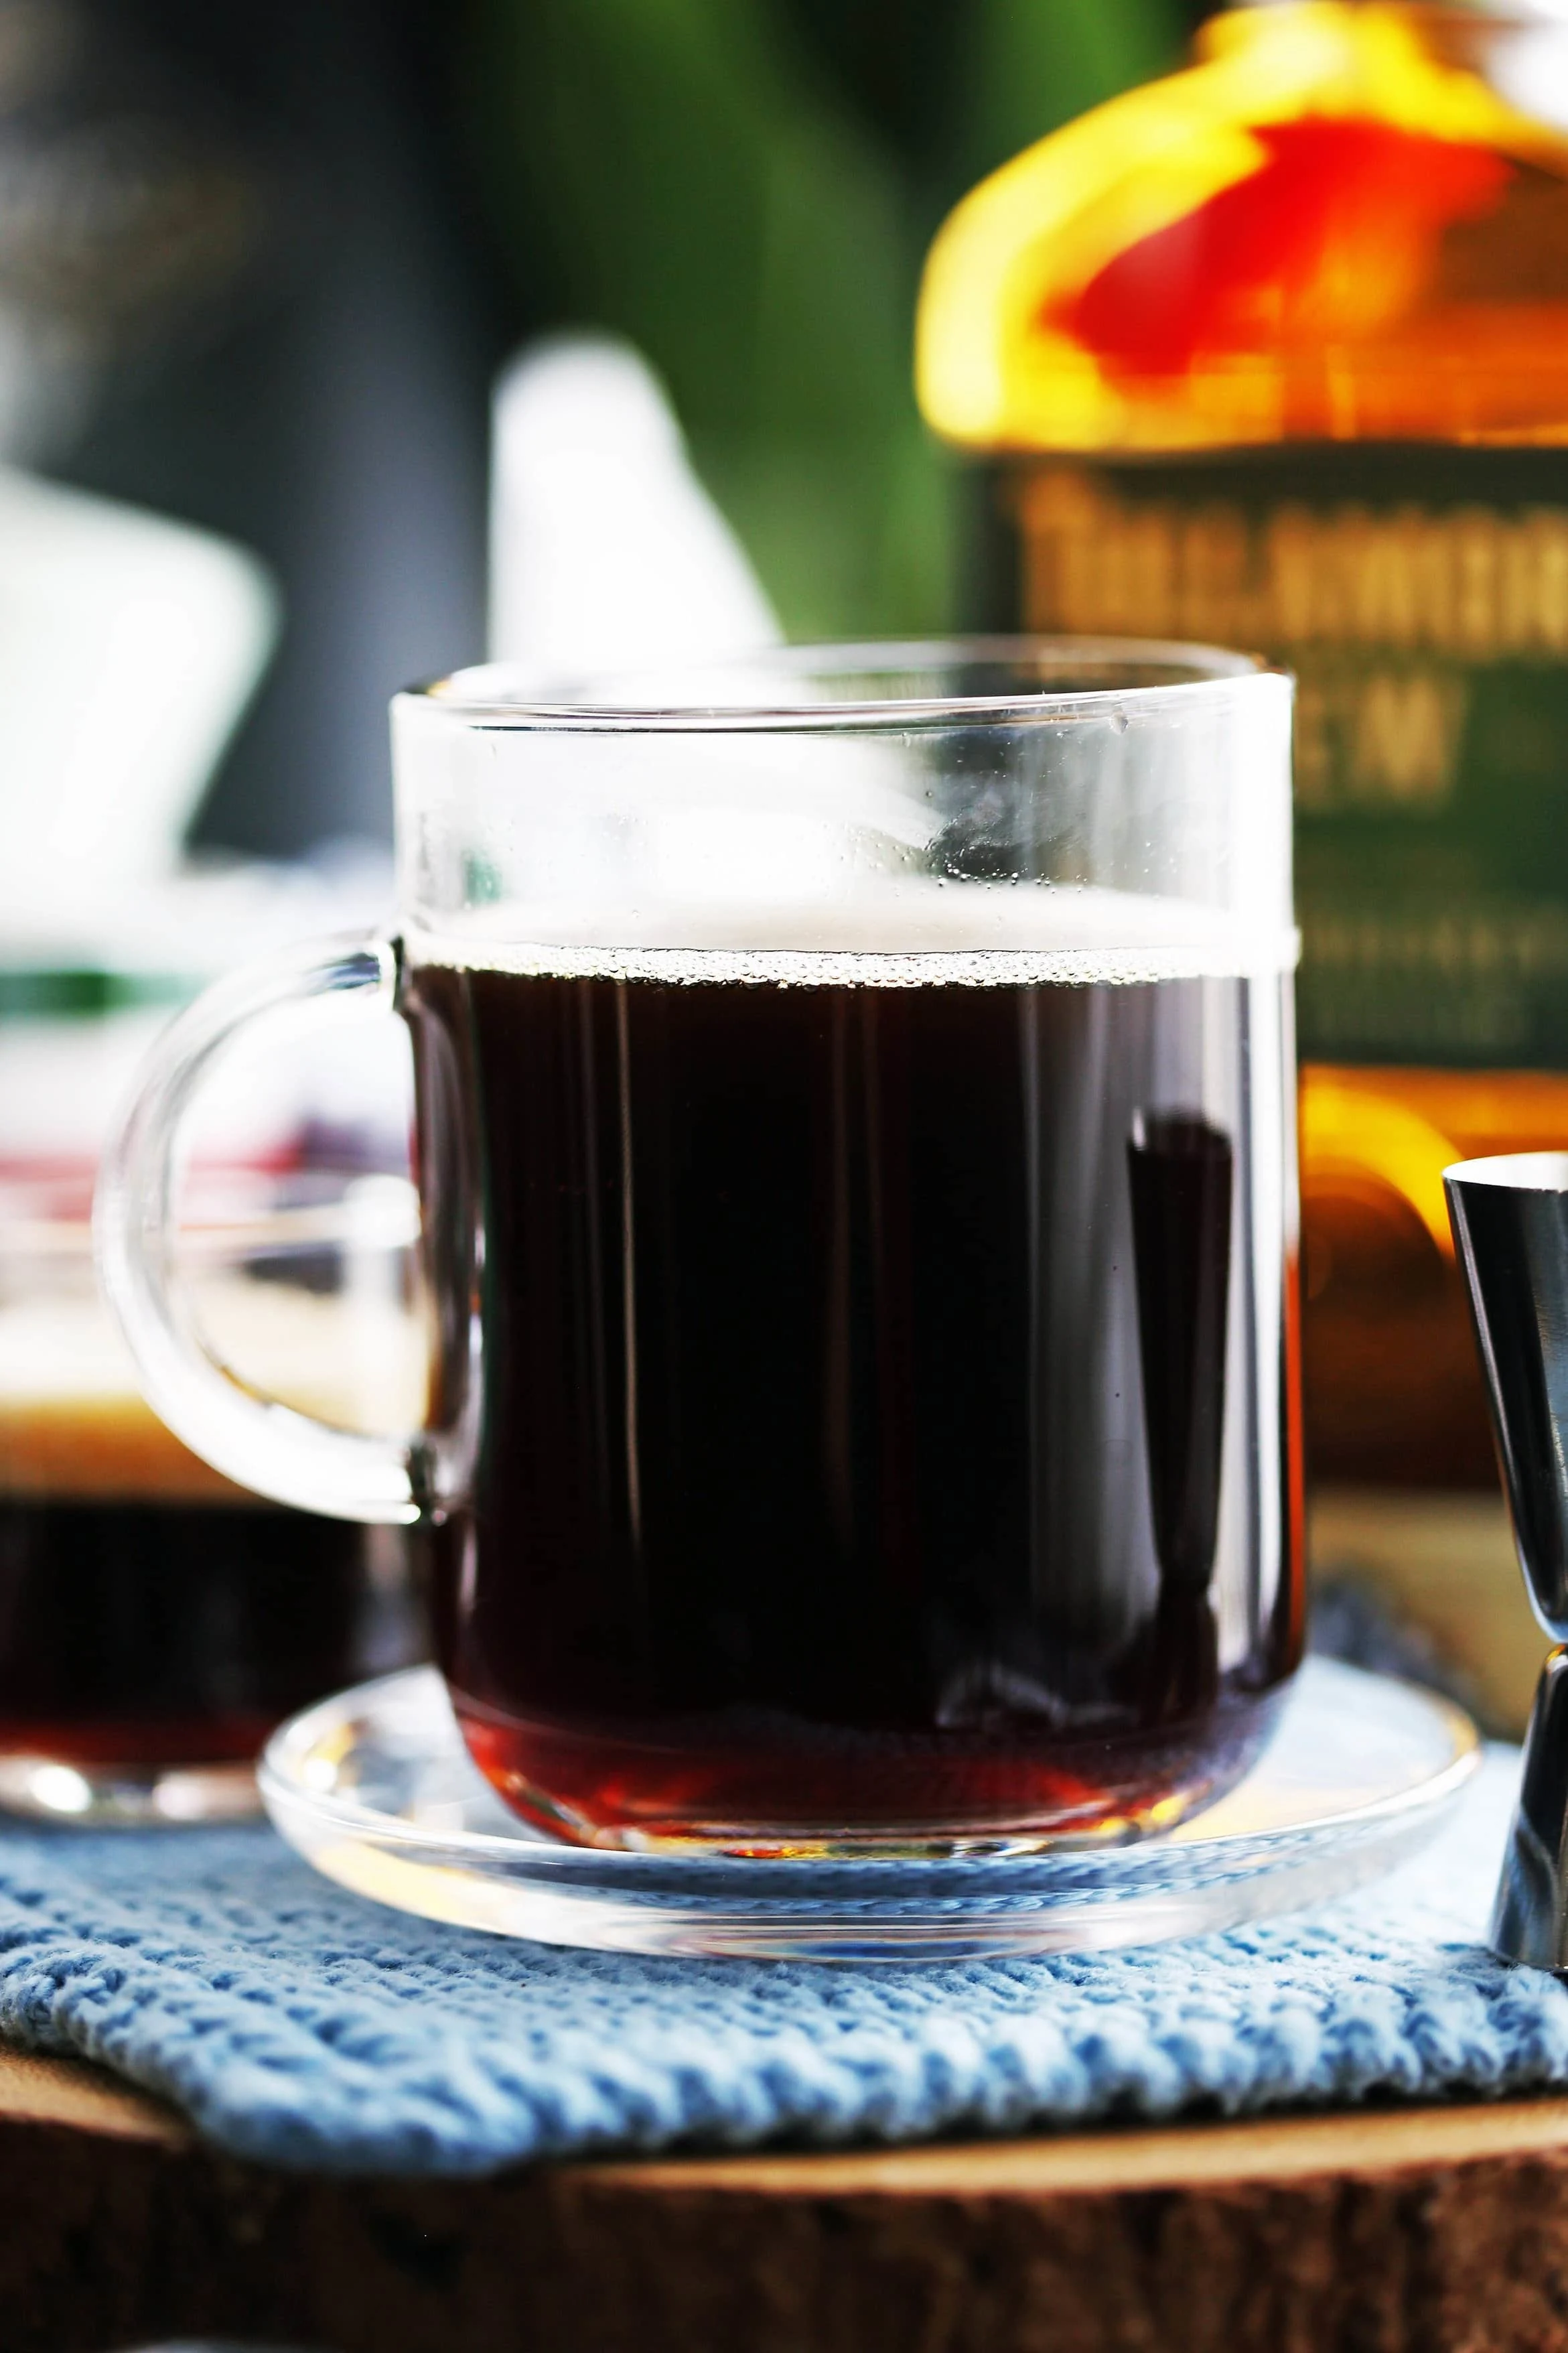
[0, 1749, 1563, 2177]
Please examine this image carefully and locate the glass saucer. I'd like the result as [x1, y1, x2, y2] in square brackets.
[259, 1660, 1480, 1962]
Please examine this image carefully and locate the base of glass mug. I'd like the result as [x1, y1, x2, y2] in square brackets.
[0, 1748, 261, 1826]
[460, 1778, 1244, 1859]
[453, 1690, 1285, 1859]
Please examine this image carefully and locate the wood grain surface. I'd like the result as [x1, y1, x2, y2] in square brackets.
[5, 2043, 1568, 2352]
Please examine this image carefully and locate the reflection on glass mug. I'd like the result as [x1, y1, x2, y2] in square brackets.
[99, 642, 1303, 1857]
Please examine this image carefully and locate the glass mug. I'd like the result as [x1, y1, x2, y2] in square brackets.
[99, 641, 1303, 1855]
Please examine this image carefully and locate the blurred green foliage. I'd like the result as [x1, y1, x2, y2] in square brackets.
[466, 0, 1186, 638]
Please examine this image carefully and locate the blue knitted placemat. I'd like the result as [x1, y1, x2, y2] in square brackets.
[0, 1745, 1565, 2177]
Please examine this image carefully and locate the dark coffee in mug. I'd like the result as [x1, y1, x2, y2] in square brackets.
[405, 910, 1301, 1852]
[0, 1187, 424, 1781]
[0, 1493, 407, 1767]
[0, 1367, 420, 1770]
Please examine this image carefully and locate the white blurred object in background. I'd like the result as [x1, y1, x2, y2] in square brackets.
[0, 469, 397, 1179]
[0, 852, 404, 1174]
[0, 469, 277, 906]
[489, 336, 780, 675]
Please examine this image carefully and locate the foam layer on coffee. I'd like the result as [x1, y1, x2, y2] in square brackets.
[406, 882, 1297, 989]
[0, 1294, 242, 1500]
[0, 1281, 427, 1501]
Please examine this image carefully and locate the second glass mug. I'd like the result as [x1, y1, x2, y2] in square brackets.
[99, 641, 1303, 1856]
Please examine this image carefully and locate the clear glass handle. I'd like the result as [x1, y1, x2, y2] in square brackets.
[95, 932, 421, 1526]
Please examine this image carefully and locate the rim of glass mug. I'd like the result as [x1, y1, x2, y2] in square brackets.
[407, 635, 1281, 730]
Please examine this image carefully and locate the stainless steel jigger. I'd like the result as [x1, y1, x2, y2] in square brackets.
[1446, 1152, 1568, 1970]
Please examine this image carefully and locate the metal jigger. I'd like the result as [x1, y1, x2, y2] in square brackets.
[1446, 1152, 1568, 1970]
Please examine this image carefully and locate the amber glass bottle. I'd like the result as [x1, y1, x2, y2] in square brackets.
[918, 1, 1568, 1488]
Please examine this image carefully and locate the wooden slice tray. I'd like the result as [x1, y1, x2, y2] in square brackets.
[5, 2041, 1568, 2352]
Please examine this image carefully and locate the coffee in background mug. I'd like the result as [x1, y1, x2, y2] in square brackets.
[0, 1168, 425, 1820]
[100, 642, 1303, 1855]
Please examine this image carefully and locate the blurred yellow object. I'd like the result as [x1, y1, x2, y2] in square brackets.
[918, 1, 1568, 452]
[1299, 1069, 1457, 1258]
[1300, 1067, 1568, 1484]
